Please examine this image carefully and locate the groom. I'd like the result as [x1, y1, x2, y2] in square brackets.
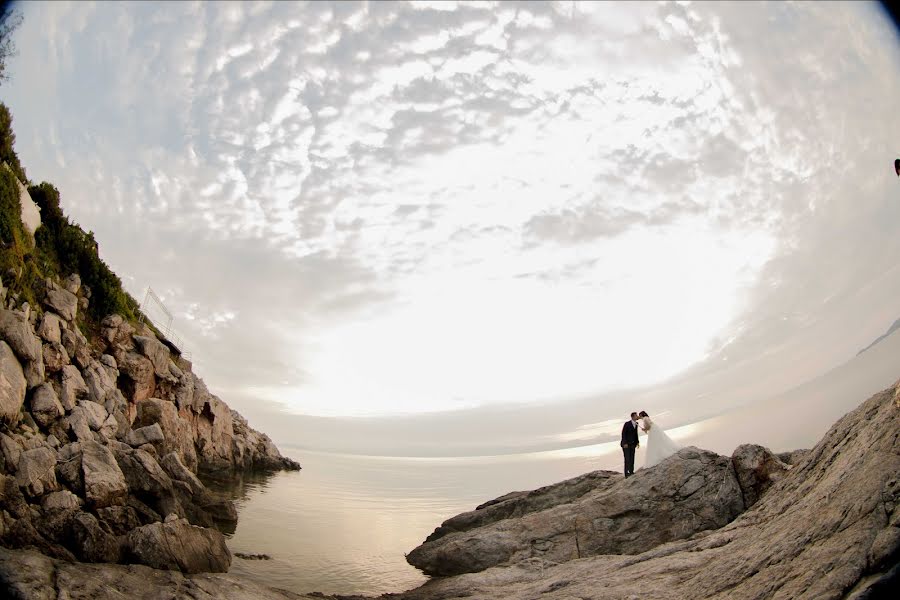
[621, 412, 640, 477]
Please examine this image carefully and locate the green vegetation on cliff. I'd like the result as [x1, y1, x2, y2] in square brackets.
[0, 102, 141, 334]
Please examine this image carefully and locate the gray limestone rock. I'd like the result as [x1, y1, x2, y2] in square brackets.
[36, 312, 63, 344]
[41, 490, 83, 511]
[98, 414, 119, 440]
[22, 354, 45, 390]
[83, 359, 117, 405]
[113, 446, 173, 500]
[133, 398, 197, 472]
[730, 443, 791, 507]
[0, 341, 26, 425]
[61, 327, 91, 369]
[117, 351, 155, 403]
[76, 400, 108, 431]
[55, 442, 84, 495]
[0, 472, 29, 518]
[68, 510, 121, 563]
[60, 364, 88, 412]
[160, 452, 204, 496]
[0, 547, 308, 599]
[133, 335, 172, 380]
[124, 517, 232, 573]
[0, 432, 22, 472]
[96, 505, 141, 535]
[29, 383, 64, 429]
[776, 448, 810, 465]
[45, 287, 78, 322]
[15, 447, 59, 497]
[42, 341, 70, 373]
[407, 447, 745, 576]
[63, 274, 81, 295]
[0, 308, 41, 362]
[126, 423, 165, 447]
[81, 440, 128, 509]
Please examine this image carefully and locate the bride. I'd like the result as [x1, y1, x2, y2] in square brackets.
[639, 410, 681, 468]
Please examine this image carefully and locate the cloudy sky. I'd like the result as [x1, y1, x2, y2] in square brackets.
[2, 2, 899, 447]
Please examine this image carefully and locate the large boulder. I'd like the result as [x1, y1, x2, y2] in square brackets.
[55, 442, 83, 495]
[0, 341, 26, 425]
[731, 443, 791, 507]
[15, 447, 59, 497]
[112, 446, 173, 500]
[0, 473, 29, 518]
[82, 360, 118, 405]
[60, 365, 88, 411]
[66, 511, 120, 563]
[22, 353, 45, 390]
[45, 287, 78, 322]
[65, 407, 93, 442]
[41, 490, 82, 511]
[101, 314, 134, 350]
[125, 423, 165, 447]
[36, 312, 63, 344]
[0, 432, 22, 473]
[0, 546, 302, 599]
[30, 509, 120, 564]
[96, 505, 141, 536]
[63, 274, 81, 295]
[124, 517, 231, 573]
[133, 335, 172, 380]
[61, 327, 92, 369]
[76, 400, 108, 431]
[81, 440, 128, 509]
[406, 447, 745, 576]
[134, 398, 197, 472]
[0, 309, 41, 362]
[159, 452, 204, 496]
[29, 383, 64, 429]
[117, 351, 156, 403]
[42, 341, 70, 373]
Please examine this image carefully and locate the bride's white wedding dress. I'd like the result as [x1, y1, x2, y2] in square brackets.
[642, 417, 681, 468]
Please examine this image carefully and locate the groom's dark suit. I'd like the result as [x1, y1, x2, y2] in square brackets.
[621, 420, 640, 477]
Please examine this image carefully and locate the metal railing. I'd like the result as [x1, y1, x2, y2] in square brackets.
[138, 286, 191, 360]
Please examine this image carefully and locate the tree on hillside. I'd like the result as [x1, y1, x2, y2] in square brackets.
[0, 6, 23, 84]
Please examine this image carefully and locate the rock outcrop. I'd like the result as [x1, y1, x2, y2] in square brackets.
[407, 448, 745, 576]
[730, 443, 790, 507]
[0, 546, 316, 600]
[394, 380, 900, 600]
[0, 273, 299, 575]
[124, 517, 231, 573]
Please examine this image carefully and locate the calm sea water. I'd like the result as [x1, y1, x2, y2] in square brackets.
[221, 445, 621, 596]
[220, 334, 900, 596]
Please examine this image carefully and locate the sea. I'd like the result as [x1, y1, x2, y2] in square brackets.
[218, 332, 900, 597]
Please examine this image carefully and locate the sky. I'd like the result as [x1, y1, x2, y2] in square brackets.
[2, 1, 899, 451]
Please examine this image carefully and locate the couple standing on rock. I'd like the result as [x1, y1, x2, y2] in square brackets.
[620, 411, 680, 477]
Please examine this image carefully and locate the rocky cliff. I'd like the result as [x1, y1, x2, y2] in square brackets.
[1, 376, 896, 599]
[0, 271, 299, 575]
[393, 380, 898, 600]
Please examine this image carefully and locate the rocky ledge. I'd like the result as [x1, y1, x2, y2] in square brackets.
[393, 379, 898, 600]
[0, 273, 299, 577]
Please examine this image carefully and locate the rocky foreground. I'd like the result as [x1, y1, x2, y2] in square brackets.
[1, 302, 897, 600]
[0, 273, 299, 580]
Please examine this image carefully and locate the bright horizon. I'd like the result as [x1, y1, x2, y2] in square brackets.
[3, 1, 899, 424]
